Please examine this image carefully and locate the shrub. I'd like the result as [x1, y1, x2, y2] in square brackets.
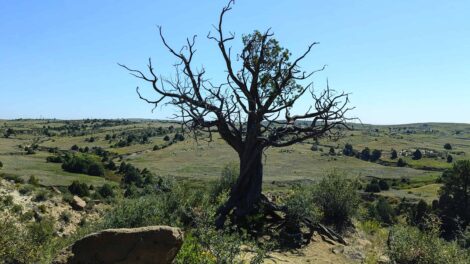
[407, 200, 430, 227]
[1, 174, 25, 183]
[68, 180, 90, 197]
[0, 161, 3, 169]
[210, 162, 238, 201]
[283, 186, 320, 246]
[174, 233, 216, 264]
[365, 183, 381, 193]
[174, 133, 185, 141]
[121, 165, 144, 187]
[360, 147, 371, 161]
[378, 179, 389, 191]
[19, 185, 34, 195]
[388, 224, 470, 264]
[105, 160, 117, 170]
[97, 183, 115, 198]
[437, 160, 470, 238]
[153, 145, 161, 151]
[342, 143, 354, 156]
[447, 155, 453, 163]
[62, 153, 105, 176]
[413, 149, 422, 160]
[46, 155, 63, 163]
[28, 175, 40, 186]
[101, 195, 171, 228]
[390, 149, 398, 159]
[59, 211, 72, 223]
[71, 144, 79, 151]
[375, 197, 395, 224]
[397, 158, 406, 167]
[163, 135, 170, 141]
[1, 195, 14, 207]
[312, 172, 359, 231]
[444, 143, 452, 150]
[87, 163, 105, 176]
[329, 147, 335, 155]
[370, 149, 382, 162]
[34, 190, 49, 202]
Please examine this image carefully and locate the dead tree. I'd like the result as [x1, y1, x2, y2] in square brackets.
[120, 1, 353, 228]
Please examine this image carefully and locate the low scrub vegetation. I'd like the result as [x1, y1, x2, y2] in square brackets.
[61, 153, 105, 176]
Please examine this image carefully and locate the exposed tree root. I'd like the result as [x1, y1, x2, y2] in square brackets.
[216, 193, 348, 248]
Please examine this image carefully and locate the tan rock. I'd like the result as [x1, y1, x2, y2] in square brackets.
[54, 225, 183, 264]
[70, 196, 86, 211]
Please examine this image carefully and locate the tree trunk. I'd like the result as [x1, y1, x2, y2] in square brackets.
[215, 148, 263, 228]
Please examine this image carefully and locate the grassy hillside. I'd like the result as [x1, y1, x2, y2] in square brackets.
[1, 119, 469, 202]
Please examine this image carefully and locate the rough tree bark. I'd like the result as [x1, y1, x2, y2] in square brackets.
[120, 0, 353, 228]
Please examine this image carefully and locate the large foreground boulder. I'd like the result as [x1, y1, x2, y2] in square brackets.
[54, 225, 183, 264]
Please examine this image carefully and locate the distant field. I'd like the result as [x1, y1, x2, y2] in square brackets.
[0, 120, 468, 202]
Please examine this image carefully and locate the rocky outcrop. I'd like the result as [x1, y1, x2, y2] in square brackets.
[53, 225, 183, 264]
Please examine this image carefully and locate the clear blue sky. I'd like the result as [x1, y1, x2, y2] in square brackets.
[1, 0, 469, 124]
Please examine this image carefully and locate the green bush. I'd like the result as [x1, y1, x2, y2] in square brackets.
[312, 172, 359, 231]
[62, 153, 105, 176]
[19, 185, 34, 195]
[437, 160, 470, 238]
[174, 233, 216, 264]
[28, 175, 40, 186]
[342, 143, 354, 156]
[447, 155, 453, 163]
[0, 161, 3, 169]
[391, 149, 398, 159]
[378, 179, 389, 190]
[397, 158, 407, 167]
[444, 143, 452, 150]
[413, 149, 422, 160]
[46, 155, 63, 163]
[59, 211, 72, 223]
[210, 162, 238, 201]
[68, 180, 90, 197]
[365, 183, 381, 193]
[97, 183, 115, 198]
[101, 187, 197, 229]
[370, 149, 382, 162]
[375, 197, 396, 224]
[1, 174, 25, 183]
[361, 147, 371, 161]
[0, 215, 57, 263]
[34, 190, 49, 202]
[388, 224, 470, 264]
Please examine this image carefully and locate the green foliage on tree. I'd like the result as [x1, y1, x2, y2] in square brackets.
[98, 183, 115, 198]
[447, 155, 453, 163]
[438, 160, 470, 239]
[360, 147, 371, 161]
[391, 149, 398, 159]
[342, 143, 354, 156]
[413, 149, 423, 160]
[444, 143, 452, 150]
[370, 149, 382, 162]
[61, 153, 105, 176]
[378, 179, 389, 190]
